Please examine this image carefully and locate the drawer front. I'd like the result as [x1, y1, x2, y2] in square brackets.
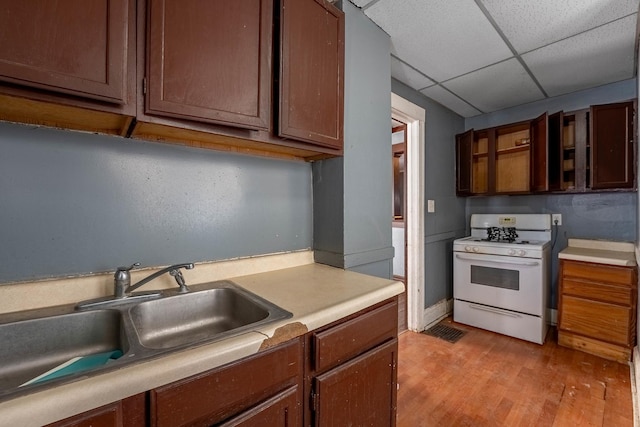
[150, 338, 302, 427]
[453, 299, 547, 344]
[560, 296, 632, 346]
[562, 278, 632, 306]
[562, 260, 635, 286]
[313, 300, 397, 372]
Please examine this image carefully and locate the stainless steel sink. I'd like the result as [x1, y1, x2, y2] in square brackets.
[0, 309, 127, 392]
[129, 283, 287, 349]
[0, 280, 291, 399]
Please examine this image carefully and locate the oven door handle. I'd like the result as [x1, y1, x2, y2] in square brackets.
[469, 303, 522, 318]
[455, 254, 540, 267]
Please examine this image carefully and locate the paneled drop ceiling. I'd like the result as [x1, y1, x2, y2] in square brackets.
[349, 0, 639, 117]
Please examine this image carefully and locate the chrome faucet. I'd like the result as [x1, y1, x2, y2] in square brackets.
[114, 262, 195, 298]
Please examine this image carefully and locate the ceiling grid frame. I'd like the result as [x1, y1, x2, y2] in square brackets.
[352, 0, 640, 117]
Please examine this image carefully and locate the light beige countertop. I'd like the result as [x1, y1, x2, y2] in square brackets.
[558, 238, 637, 267]
[0, 252, 404, 426]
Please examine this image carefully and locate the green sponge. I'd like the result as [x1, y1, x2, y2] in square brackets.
[20, 350, 123, 387]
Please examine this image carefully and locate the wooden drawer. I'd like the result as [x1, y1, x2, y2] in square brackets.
[562, 278, 632, 306]
[562, 260, 635, 286]
[150, 338, 302, 427]
[312, 300, 397, 372]
[560, 295, 632, 346]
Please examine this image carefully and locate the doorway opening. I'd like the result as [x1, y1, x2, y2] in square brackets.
[392, 122, 407, 331]
[391, 93, 426, 332]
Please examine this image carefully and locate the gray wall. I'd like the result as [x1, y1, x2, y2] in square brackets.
[313, 1, 394, 279]
[466, 78, 636, 129]
[391, 79, 466, 308]
[0, 122, 312, 283]
[465, 79, 638, 310]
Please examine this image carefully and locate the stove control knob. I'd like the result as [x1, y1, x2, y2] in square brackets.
[472, 247, 480, 253]
[508, 249, 516, 256]
[518, 250, 526, 256]
[464, 246, 473, 252]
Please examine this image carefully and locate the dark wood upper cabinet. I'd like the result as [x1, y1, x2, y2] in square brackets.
[530, 112, 548, 192]
[591, 101, 635, 190]
[455, 129, 473, 196]
[457, 101, 635, 196]
[145, 0, 272, 130]
[0, 0, 130, 104]
[547, 111, 564, 192]
[279, 0, 345, 149]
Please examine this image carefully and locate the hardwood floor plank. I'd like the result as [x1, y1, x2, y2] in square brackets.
[397, 319, 634, 427]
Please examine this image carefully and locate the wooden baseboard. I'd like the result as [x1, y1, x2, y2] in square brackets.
[558, 330, 631, 364]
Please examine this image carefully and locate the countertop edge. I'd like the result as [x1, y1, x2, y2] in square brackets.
[559, 247, 637, 267]
[0, 263, 404, 426]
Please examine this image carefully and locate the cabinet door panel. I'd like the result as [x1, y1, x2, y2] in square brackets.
[0, 0, 129, 103]
[314, 339, 397, 427]
[591, 101, 634, 189]
[279, 0, 344, 148]
[562, 260, 635, 285]
[146, 0, 272, 130]
[150, 339, 301, 427]
[562, 278, 632, 306]
[561, 295, 631, 345]
[456, 129, 473, 196]
[530, 112, 548, 192]
[313, 300, 397, 372]
[219, 386, 300, 427]
[45, 393, 146, 427]
[547, 111, 563, 191]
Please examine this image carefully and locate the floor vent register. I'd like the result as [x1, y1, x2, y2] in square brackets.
[422, 323, 466, 343]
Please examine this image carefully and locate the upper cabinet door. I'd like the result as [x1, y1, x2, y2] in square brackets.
[279, 0, 345, 149]
[591, 101, 635, 190]
[530, 112, 548, 192]
[547, 111, 563, 192]
[0, 0, 130, 104]
[146, 0, 273, 130]
[456, 130, 473, 196]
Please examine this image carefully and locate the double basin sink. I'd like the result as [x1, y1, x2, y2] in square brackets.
[0, 281, 291, 399]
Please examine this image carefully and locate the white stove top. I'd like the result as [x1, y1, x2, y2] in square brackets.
[454, 214, 552, 258]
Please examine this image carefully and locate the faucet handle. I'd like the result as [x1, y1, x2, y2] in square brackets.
[117, 262, 141, 273]
[114, 262, 141, 298]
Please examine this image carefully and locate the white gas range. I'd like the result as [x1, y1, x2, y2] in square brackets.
[453, 214, 552, 344]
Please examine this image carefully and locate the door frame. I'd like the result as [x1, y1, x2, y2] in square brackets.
[391, 93, 425, 332]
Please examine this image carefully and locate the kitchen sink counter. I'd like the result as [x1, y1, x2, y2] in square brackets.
[0, 256, 403, 426]
[558, 238, 636, 267]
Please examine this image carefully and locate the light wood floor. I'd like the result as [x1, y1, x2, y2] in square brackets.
[396, 318, 634, 426]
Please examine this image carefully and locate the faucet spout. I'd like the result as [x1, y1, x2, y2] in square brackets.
[127, 263, 195, 294]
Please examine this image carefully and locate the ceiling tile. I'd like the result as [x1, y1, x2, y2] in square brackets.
[365, 0, 513, 81]
[522, 15, 637, 97]
[391, 56, 435, 91]
[419, 86, 482, 117]
[481, 0, 640, 53]
[443, 59, 545, 112]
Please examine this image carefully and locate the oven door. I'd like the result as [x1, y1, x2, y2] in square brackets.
[453, 251, 544, 316]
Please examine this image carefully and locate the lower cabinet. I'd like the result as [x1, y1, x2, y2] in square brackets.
[44, 393, 146, 427]
[45, 298, 399, 426]
[305, 299, 399, 426]
[558, 260, 637, 362]
[149, 337, 303, 427]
